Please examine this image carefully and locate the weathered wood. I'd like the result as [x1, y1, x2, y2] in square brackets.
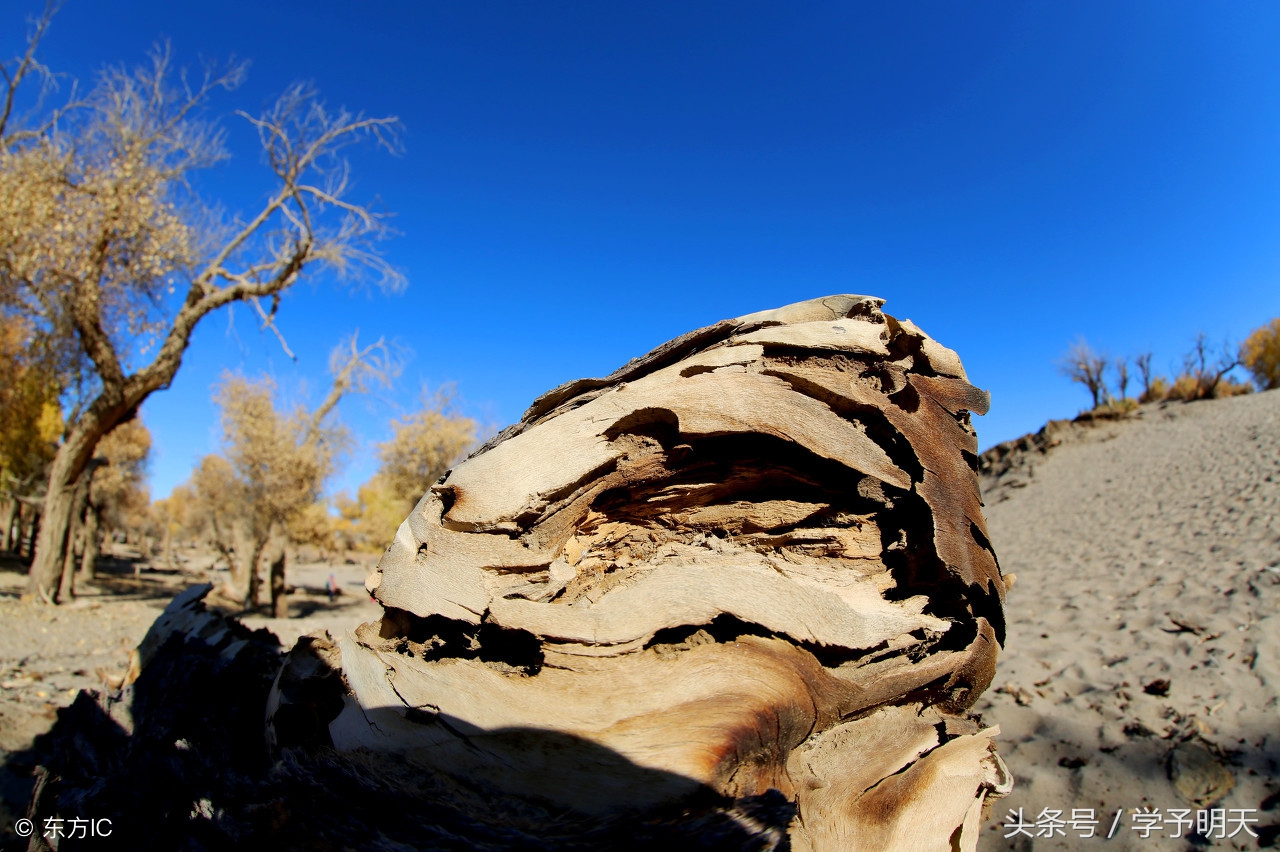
[269, 295, 1010, 850]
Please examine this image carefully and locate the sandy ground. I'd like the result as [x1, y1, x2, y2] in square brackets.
[975, 391, 1280, 850]
[0, 547, 381, 843]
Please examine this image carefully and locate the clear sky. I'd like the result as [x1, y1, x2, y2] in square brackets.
[12, 1, 1280, 500]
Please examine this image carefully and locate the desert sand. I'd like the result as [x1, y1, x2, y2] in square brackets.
[976, 390, 1279, 849]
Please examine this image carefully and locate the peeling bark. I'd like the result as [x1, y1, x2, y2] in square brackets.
[268, 295, 1011, 849]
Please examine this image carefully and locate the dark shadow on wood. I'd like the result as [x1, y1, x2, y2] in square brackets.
[5, 587, 794, 851]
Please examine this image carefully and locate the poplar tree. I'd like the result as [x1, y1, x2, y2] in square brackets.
[1, 5, 402, 601]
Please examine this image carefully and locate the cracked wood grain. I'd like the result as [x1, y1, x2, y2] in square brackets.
[269, 295, 1011, 851]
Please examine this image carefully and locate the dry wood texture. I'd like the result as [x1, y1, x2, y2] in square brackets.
[271, 295, 1012, 850]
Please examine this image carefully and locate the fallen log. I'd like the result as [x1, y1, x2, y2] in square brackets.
[272, 294, 1012, 850]
[23, 295, 1010, 850]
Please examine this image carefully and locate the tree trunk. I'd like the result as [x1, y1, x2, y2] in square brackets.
[26, 414, 119, 601]
[79, 504, 101, 579]
[245, 535, 267, 611]
[265, 295, 1012, 850]
[24, 510, 40, 563]
[213, 518, 266, 609]
[266, 528, 288, 619]
[0, 497, 16, 552]
[11, 501, 24, 554]
[57, 476, 92, 601]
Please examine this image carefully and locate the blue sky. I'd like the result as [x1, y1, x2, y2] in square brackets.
[14, 1, 1280, 500]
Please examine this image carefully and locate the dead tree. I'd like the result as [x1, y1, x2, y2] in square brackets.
[1059, 339, 1108, 409]
[1135, 351, 1155, 399]
[271, 295, 1011, 850]
[1183, 332, 1241, 399]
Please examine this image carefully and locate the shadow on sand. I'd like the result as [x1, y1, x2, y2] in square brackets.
[2, 586, 793, 852]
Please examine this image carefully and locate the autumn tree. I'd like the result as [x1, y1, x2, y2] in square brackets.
[188, 454, 250, 579]
[152, 481, 197, 568]
[1133, 350, 1168, 402]
[2, 5, 403, 602]
[195, 335, 394, 614]
[213, 374, 333, 612]
[378, 389, 478, 505]
[0, 315, 62, 552]
[1114, 356, 1130, 400]
[339, 389, 477, 551]
[1241, 318, 1280, 391]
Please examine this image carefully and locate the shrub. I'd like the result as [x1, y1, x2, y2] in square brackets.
[1166, 374, 1200, 401]
[1165, 372, 1252, 401]
[1214, 377, 1254, 398]
[1079, 397, 1140, 420]
[1240, 319, 1280, 390]
[1138, 376, 1169, 403]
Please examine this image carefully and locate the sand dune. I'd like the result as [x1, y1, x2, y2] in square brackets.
[976, 390, 1280, 849]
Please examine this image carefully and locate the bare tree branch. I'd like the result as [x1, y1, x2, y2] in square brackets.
[1114, 356, 1129, 401]
[1058, 338, 1109, 409]
[307, 331, 400, 437]
[1134, 351, 1154, 398]
[0, 0, 59, 141]
[248, 295, 296, 360]
[1182, 333, 1240, 400]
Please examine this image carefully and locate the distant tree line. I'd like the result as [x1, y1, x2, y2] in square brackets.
[1060, 318, 1280, 414]
[155, 338, 477, 616]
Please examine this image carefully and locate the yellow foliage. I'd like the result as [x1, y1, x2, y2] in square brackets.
[188, 454, 247, 540]
[1163, 372, 1251, 402]
[36, 401, 63, 445]
[287, 501, 340, 552]
[1165, 374, 1200, 401]
[0, 76, 200, 351]
[1138, 376, 1169, 404]
[154, 483, 197, 540]
[377, 389, 478, 507]
[1214, 378, 1254, 398]
[1241, 318, 1280, 391]
[215, 373, 346, 527]
[335, 475, 411, 552]
[0, 316, 63, 486]
[91, 419, 153, 534]
[334, 391, 478, 553]
[1096, 397, 1139, 416]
